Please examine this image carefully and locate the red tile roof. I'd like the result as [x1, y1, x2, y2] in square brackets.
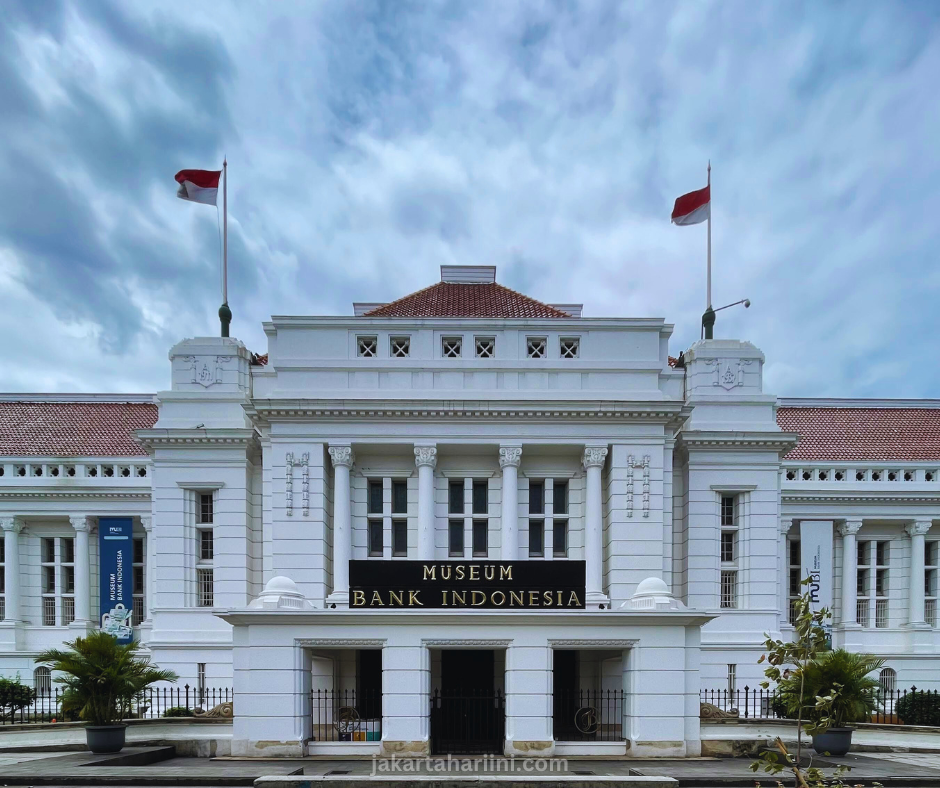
[0, 401, 157, 457]
[362, 282, 571, 319]
[777, 407, 940, 462]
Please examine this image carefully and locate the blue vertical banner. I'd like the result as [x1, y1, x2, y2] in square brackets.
[98, 517, 134, 643]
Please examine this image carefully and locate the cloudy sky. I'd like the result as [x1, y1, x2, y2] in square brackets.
[1, 1, 938, 397]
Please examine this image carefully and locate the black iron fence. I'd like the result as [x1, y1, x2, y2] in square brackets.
[310, 689, 381, 742]
[430, 689, 505, 755]
[0, 685, 232, 725]
[553, 688, 624, 742]
[701, 685, 940, 726]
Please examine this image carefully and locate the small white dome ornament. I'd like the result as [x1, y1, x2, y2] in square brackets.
[621, 576, 688, 611]
[248, 576, 315, 610]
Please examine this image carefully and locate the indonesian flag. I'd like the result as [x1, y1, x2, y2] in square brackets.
[175, 169, 221, 206]
[671, 184, 710, 225]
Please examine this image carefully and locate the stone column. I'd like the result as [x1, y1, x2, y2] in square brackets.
[69, 516, 92, 625]
[582, 446, 609, 608]
[499, 447, 522, 560]
[327, 446, 354, 606]
[906, 520, 932, 626]
[140, 516, 154, 622]
[414, 446, 437, 560]
[839, 519, 863, 627]
[0, 518, 21, 622]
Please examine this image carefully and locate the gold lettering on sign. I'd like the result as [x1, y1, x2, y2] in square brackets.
[389, 590, 404, 606]
[423, 565, 436, 580]
[500, 565, 513, 580]
[469, 565, 480, 581]
[484, 565, 495, 581]
[452, 590, 467, 606]
[543, 591, 553, 605]
[441, 565, 452, 580]
[352, 590, 365, 606]
[492, 590, 506, 606]
[371, 591, 384, 606]
[510, 591, 524, 607]
[568, 591, 582, 607]
[471, 590, 486, 606]
[409, 590, 423, 606]
[528, 591, 539, 606]
[455, 565, 465, 580]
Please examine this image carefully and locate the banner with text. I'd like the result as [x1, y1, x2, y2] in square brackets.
[99, 516, 134, 643]
[800, 520, 834, 627]
[350, 560, 586, 609]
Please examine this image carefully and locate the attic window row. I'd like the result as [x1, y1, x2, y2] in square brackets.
[356, 335, 580, 360]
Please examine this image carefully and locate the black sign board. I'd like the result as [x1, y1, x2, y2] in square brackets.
[349, 560, 586, 610]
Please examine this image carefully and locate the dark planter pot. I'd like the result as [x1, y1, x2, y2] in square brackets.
[812, 727, 853, 757]
[86, 724, 127, 753]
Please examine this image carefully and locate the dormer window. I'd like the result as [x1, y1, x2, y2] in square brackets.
[390, 336, 410, 358]
[358, 336, 378, 358]
[526, 337, 547, 359]
[560, 337, 580, 358]
[442, 337, 462, 358]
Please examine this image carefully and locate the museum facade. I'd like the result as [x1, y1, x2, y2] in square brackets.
[2, 265, 939, 756]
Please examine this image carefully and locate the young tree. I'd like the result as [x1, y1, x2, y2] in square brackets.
[0, 676, 36, 723]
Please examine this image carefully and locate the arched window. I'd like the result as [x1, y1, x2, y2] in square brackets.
[879, 667, 897, 696]
[34, 666, 52, 696]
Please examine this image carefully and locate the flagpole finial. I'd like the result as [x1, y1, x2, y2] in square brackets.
[219, 302, 232, 338]
[702, 306, 716, 340]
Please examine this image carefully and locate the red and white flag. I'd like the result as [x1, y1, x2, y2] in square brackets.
[175, 169, 221, 206]
[671, 184, 710, 226]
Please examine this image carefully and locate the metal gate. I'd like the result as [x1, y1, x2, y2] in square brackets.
[430, 688, 505, 755]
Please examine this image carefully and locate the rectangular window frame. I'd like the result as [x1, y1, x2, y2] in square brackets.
[357, 335, 378, 358]
[448, 477, 491, 558]
[389, 335, 411, 358]
[719, 494, 739, 609]
[787, 537, 801, 625]
[474, 336, 495, 359]
[927, 541, 938, 627]
[442, 336, 463, 359]
[559, 337, 580, 359]
[856, 538, 890, 628]
[365, 476, 411, 559]
[195, 490, 215, 608]
[40, 536, 75, 627]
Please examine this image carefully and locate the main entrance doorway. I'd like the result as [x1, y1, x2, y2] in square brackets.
[430, 650, 504, 755]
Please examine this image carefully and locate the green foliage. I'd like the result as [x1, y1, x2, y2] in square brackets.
[776, 649, 884, 729]
[35, 631, 177, 726]
[162, 706, 194, 718]
[0, 676, 36, 722]
[896, 691, 940, 727]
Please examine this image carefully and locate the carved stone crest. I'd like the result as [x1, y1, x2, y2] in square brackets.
[184, 355, 232, 388]
[705, 358, 752, 391]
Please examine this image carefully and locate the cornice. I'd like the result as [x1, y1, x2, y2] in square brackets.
[784, 490, 940, 505]
[245, 399, 689, 424]
[296, 638, 386, 648]
[0, 490, 150, 501]
[678, 430, 800, 452]
[548, 639, 639, 648]
[136, 428, 257, 450]
[422, 639, 512, 647]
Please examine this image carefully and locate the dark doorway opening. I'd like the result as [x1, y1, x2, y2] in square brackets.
[553, 649, 580, 740]
[431, 650, 504, 755]
[357, 649, 382, 720]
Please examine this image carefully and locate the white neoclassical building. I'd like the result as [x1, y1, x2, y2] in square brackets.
[1, 265, 939, 756]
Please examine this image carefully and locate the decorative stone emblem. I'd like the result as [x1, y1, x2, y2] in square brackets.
[642, 455, 651, 518]
[285, 452, 311, 517]
[184, 356, 232, 388]
[328, 446, 355, 468]
[705, 358, 752, 391]
[582, 447, 608, 469]
[414, 446, 438, 469]
[498, 447, 522, 468]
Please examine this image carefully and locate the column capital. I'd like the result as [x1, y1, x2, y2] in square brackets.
[328, 445, 355, 469]
[69, 515, 91, 532]
[839, 519, 863, 536]
[498, 447, 522, 469]
[0, 516, 22, 533]
[582, 447, 608, 469]
[780, 518, 794, 534]
[906, 520, 933, 537]
[139, 515, 152, 532]
[414, 446, 438, 469]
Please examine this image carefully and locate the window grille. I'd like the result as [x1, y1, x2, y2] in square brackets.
[856, 539, 890, 628]
[559, 337, 580, 358]
[442, 337, 462, 358]
[133, 537, 145, 625]
[34, 667, 52, 696]
[856, 598, 870, 627]
[389, 336, 410, 358]
[43, 597, 56, 626]
[61, 596, 75, 626]
[726, 664, 737, 696]
[526, 337, 547, 359]
[879, 667, 897, 695]
[357, 336, 377, 358]
[196, 568, 214, 607]
[788, 538, 801, 625]
[474, 337, 495, 358]
[198, 663, 207, 703]
[720, 570, 737, 609]
[40, 536, 74, 627]
[0, 539, 5, 621]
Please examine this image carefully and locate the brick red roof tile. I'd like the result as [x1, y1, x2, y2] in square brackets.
[363, 282, 570, 319]
[777, 407, 940, 462]
[0, 401, 157, 457]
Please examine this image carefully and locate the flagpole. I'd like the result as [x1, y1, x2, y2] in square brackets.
[219, 158, 231, 338]
[702, 160, 715, 340]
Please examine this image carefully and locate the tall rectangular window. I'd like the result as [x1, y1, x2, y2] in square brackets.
[0, 538, 5, 622]
[366, 477, 411, 558]
[392, 479, 408, 557]
[448, 478, 490, 557]
[727, 664, 737, 697]
[197, 663, 207, 703]
[528, 481, 544, 557]
[368, 480, 383, 557]
[553, 480, 569, 557]
[788, 538, 801, 625]
[40, 537, 74, 626]
[196, 492, 214, 607]
[927, 541, 938, 627]
[133, 536, 145, 626]
[857, 539, 890, 627]
[719, 495, 739, 609]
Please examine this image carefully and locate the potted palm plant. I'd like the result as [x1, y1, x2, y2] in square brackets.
[36, 631, 177, 753]
[777, 648, 884, 757]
